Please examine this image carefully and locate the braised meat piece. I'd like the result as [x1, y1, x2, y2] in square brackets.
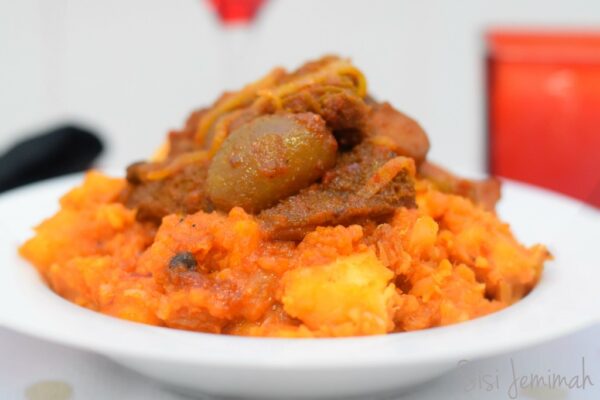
[366, 102, 430, 164]
[123, 161, 212, 222]
[258, 142, 416, 240]
[166, 108, 207, 157]
[282, 87, 369, 132]
[418, 161, 501, 211]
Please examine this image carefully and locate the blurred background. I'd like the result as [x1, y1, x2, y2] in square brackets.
[1, 0, 599, 206]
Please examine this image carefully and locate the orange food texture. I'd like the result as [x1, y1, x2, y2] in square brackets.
[19, 172, 548, 337]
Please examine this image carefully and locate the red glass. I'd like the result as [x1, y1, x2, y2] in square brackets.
[487, 31, 600, 208]
[207, 0, 266, 25]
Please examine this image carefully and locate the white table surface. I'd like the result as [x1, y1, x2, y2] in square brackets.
[1, 324, 599, 400]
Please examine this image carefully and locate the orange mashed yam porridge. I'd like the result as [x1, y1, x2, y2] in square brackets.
[20, 56, 549, 337]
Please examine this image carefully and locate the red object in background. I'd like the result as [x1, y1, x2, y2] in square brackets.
[207, 0, 266, 25]
[487, 31, 600, 208]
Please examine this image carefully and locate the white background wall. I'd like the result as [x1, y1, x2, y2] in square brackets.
[2, 0, 600, 173]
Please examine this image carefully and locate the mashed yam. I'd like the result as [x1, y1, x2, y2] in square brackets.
[19, 171, 548, 337]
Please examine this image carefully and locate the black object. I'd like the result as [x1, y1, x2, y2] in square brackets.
[169, 252, 198, 271]
[0, 125, 104, 193]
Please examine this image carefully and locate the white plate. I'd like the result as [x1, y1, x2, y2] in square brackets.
[0, 174, 599, 399]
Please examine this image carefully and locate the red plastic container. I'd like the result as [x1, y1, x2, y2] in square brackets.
[487, 31, 600, 207]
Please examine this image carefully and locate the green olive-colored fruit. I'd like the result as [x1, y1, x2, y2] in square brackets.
[207, 113, 337, 213]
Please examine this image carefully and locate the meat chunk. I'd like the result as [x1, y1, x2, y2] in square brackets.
[122, 161, 212, 222]
[418, 161, 501, 211]
[366, 102, 430, 164]
[283, 87, 369, 133]
[258, 142, 416, 240]
[166, 108, 207, 157]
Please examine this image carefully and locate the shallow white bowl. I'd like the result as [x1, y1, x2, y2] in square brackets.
[0, 174, 599, 399]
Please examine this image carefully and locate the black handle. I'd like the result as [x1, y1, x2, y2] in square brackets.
[0, 125, 104, 193]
